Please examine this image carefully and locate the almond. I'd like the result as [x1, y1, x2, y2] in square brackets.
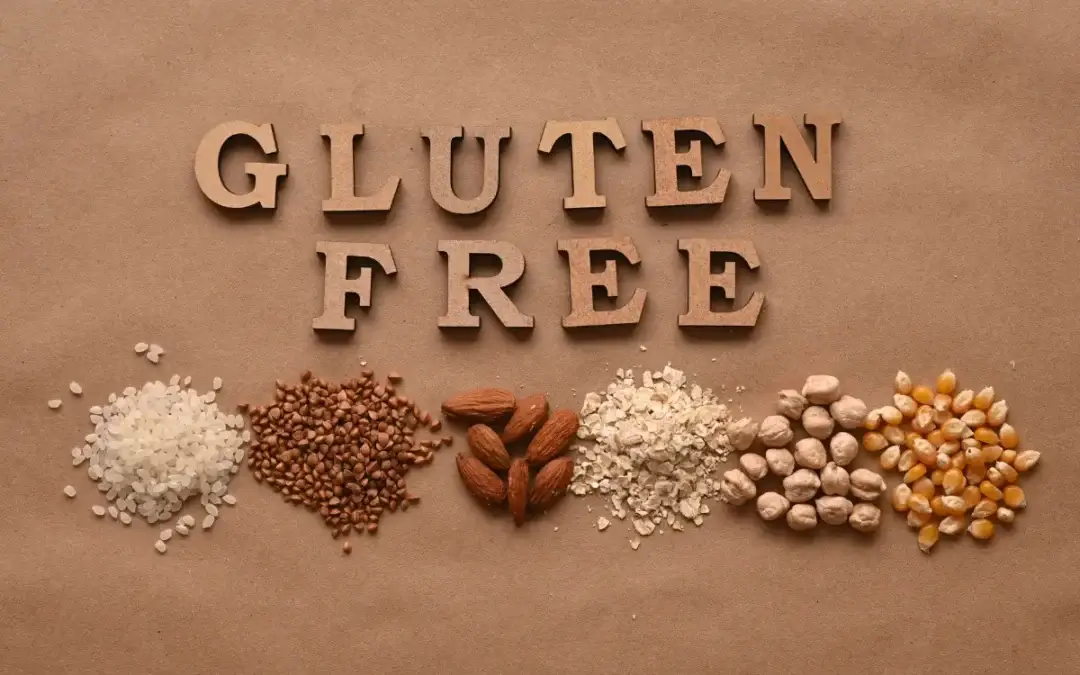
[455, 453, 507, 506]
[442, 388, 516, 422]
[500, 393, 549, 444]
[524, 409, 580, 466]
[507, 459, 530, 526]
[466, 424, 512, 471]
[528, 457, 573, 510]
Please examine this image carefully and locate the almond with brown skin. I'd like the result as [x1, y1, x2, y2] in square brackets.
[500, 393, 549, 444]
[528, 457, 574, 510]
[525, 409, 580, 466]
[442, 388, 516, 423]
[455, 453, 507, 506]
[466, 424, 512, 471]
[507, 459, 530, 526]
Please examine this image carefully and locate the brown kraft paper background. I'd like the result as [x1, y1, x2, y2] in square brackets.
[2, 1, 1079, 673]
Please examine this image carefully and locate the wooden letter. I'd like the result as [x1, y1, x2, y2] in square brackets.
[421, 125, 511, 214]
[320, 124, 400, 212]
[753, 112, 842, 201]
[537, 118, 626, 209]
[437, 240, 533, 329]
[312, 241, 397, 331]
[678, 239, 764, 327]
[557, 237, 646, 328]
[641, 117, 730, 207]
[194, 121, 287, 209]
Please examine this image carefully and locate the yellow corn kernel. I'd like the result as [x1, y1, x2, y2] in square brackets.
[912, 407, 935, 434]
[939, 440, 961, 456]
[1003, 485, 1026, 509]
[935, 452, 950, 470]
[913, 439, 937, 466]
[880, 405, 903, 426]
[918, 522, 940, 553]
[974, 427, 999, 445]
[904, 431, 921, 449]
[931, 495, 949, 516]
[933, 392, 952, 413]
[893, 394, 917, 417]
[966, 460, 987, 484]
[936, 368, 957, 395]
[933, 407, 952, 426]
[964, 446, 983, 463]
[930, 469, 945, 486]
[987, 399, 1008, 427]
[996, 507, 1016, 524]
[862, 432, 887, 452]
[951, 389, 974, 415]
[980, 444, 1003, 464]
[912, 477, 935, 499]
[907, 493, 932, 515]
[882, 424, 906, 445]
[880, 444, 901, 470]
[960, 409, 986, 428]
[980, 480, 1003, 501]
[939, 514, 966, 536]
[1001, 449, 1017, 465]
[863, 408, 882, 431]
[941, 495, 966, 516]
[998, 423, 1018, 449]
[994, 461, 1018, 484]
[973, 386, 995, 411]
[950, 453, 967, 470]
[968, 518, 995, 540]
[942, 418, 967, 441]
[892, 483, 913, 512]
[894, 370, 913, 395]
[898, 449, 917, 473]
[961, 437, 981, 449]
[986, 466, 1006, 488]
[972, 499, 997, 519]
[907, 509, 931, 528]
[903, 463, 927, 484]
[912, 385, 934, 405]
[1013, 450, 1040, 472]
[962, 485, 981, 509]
[927, 430, 945, 448]
[942, 468, 966, 496]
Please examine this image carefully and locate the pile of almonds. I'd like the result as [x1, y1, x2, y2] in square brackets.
[246, 370, 444, 548]
[443, 388, 579, 526]
[720, 375, 887, 534]
[871, 369, 1041, 553]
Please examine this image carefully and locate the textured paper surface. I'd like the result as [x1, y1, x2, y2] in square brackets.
[2, 1, 1079, 673]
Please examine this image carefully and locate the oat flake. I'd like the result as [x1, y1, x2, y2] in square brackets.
[570, 365, 734, 542]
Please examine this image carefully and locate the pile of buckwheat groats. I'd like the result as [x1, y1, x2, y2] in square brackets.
[57, 343, 247, 554]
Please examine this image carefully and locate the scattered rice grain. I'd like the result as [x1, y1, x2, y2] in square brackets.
[205, 503, 219, 517]
[154, 540, 167, 554]
[202, 515, 215, 530]
[212, 377, 223, 391]
[69, 381, 83, 395]
[222, 494, 237, 505]
[91, 505, 106, 517]
[107, 506, 119, 519]
[159, 528, 173, 541]
[119, 512, 132, 525]
[63, 485, 76, 498]
[134, 342, 149, 354]
[47, 399, 62, 410]
[180, 515, 196, 528]
[175, 523, 189, 536]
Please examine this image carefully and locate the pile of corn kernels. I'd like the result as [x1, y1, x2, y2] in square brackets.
[864, 369, 1041, 553]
